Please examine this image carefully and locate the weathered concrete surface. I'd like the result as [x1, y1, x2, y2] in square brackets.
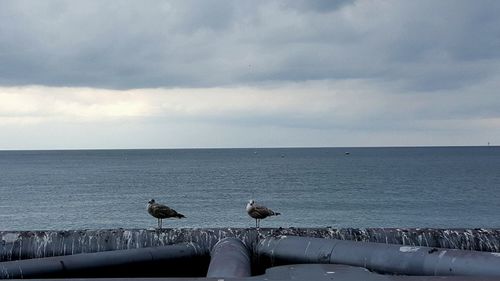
[1, 228, 500, 262]
[0, 228, 256, 262]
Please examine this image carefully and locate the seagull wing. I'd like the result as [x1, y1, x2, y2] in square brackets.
[249, 205, 278, 219]
[151, 203, 184, 218]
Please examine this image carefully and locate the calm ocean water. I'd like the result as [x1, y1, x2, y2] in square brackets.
[0, 147, 499, 231]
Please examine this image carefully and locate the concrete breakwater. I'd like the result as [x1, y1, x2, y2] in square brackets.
[1, 228, 500, 262]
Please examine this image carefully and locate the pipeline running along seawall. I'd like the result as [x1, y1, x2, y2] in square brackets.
[2, 228, 500, 279]
[1, 228, 500, 262]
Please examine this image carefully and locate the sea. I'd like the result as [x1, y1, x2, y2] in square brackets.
[0, 147, 499, 231]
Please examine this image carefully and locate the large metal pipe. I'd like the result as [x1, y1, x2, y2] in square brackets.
[257, 236, 500, 277]
[0, 243, 207, 279]
[206, 237, 251, 278]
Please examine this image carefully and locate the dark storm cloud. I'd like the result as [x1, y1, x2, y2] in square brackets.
[0, 0, 499, 91]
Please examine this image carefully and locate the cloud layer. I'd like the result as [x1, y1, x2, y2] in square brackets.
[1, 0, 499, 148]
[1, 0, 499, 90]
[1, 78, 498, 149]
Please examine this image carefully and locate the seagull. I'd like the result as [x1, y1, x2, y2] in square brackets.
[246, 200, 280, 228]
[147, 199, 185, 229]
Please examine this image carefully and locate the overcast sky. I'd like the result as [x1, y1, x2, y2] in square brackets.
[1, 0, 499, 149]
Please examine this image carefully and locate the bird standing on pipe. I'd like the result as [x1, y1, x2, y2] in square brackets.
[147, 199, 185, 229]
[246, 200, 280, 228]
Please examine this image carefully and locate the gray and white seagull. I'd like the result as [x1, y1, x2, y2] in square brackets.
[246, 199, 280, 228]
[147, 199, 185, 229]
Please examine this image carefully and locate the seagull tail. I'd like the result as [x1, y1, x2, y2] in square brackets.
[274, 212, 281, 216]
[176, 213, 186, 219]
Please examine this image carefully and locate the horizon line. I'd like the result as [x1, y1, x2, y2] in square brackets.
[0, 144, 496, 152]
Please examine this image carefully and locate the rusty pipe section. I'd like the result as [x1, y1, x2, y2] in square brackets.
[257, 236, 500, 277]
[0, 243, 206, 279]
[206, 237, 251, 278]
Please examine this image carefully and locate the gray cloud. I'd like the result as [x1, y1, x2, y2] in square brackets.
[1, 0, 499, 91]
